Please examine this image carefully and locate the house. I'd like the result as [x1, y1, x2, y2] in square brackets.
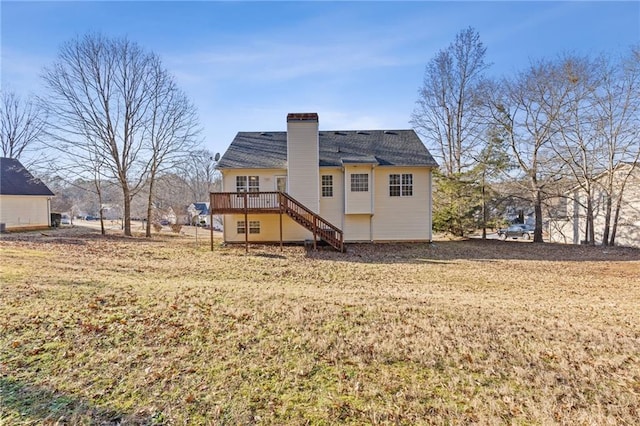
[187, 202, 210, 226]
[0, 157, 55, 231]
[548, 163, 640, 248]
[211, 113, 438, 250]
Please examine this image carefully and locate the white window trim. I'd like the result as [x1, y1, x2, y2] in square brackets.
[350, 173, 369, 192]
[322, 175, 333, 197]
[389, 173, 413, 197]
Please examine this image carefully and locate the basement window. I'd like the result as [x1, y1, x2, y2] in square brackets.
[389, 174, 413, 197]
[237, 220, 261, 234]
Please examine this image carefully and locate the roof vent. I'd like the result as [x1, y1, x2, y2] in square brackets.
[260, 132, 272, 137]
[334, 131, 346, 136]
[356, 131, 370, 135]
[383, 130, 398, 135]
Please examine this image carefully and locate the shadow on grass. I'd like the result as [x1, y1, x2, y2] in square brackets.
[307, 239, 640, 264]
[0, 377, 127, 425]
[0, 225, 171, 246]
[253, 252, 288, 259]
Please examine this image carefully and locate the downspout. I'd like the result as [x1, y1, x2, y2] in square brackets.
[428, 168, 433, 242]
[370, 165, 374, 241]
[210, 193, 214, 251]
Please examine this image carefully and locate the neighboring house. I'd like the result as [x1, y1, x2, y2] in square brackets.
[0, 157, 55, 231]
[211, 113, 438, 250]
[548, 163, 640, 248]
[188, 202, 210, 226]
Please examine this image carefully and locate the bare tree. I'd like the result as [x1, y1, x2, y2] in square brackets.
[42, 34, 198, 236]
[411, 27, 490, 175]
[178, 149, 220, 202]
[592, 47, 640, 246]
[488, 59, 574, 243]
[143, 61, 201, 237]
[0, 90, 46, 159]
[550, 55, 601, 245]
[548, 49, 640, 246]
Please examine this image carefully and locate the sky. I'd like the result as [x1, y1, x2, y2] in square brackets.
[2, 1, 639, 160]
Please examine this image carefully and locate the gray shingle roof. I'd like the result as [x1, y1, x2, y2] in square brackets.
[217, 130, 438, 169]
[0, 157, 55, 196]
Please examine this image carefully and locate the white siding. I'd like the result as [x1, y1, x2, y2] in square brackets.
[218, 166, 436, 244]
[221, 169, 287, 193]
[287, 121, 319, 213]
[223, 214, 311, 242]
[547, 165, 640, 248]
[371, 167, 433, 241]
[319, 168, 343, 229]
[344, 215, 371, 241]
[0, 195, 51, 230]
[344, 165, 374, 214]
[221, 169, 290, 242]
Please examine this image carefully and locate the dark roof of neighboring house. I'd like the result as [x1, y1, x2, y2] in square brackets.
[0, 157, 54, 196]
[217, 130, 439, 169]
[192, 202, 209, 215]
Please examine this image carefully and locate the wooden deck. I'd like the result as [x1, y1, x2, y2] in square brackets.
[210, 192, 344, 252]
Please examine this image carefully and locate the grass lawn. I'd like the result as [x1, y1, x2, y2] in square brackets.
[1, 227, 639, 424]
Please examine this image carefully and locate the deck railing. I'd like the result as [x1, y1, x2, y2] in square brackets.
[210, 191, 344, 252]
[211, 191, 281, 213]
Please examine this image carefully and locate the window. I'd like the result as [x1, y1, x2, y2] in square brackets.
[248, 176, 259, 193]
[321, 175, 333, 197]
[276, 176, 287, 193]
[236, 175, 260, 192]
[389, 173, 413, 197]
[237, 220, 261, 234]
[249, 221, 260, 234]
[350, 173, 368, 192]
[236, 176, 247, 192]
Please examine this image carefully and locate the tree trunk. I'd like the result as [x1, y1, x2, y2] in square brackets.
[145, 177, 155, 238]
[585, 194, 595, 246]
[609, 192, 624, 246]
[602, 191, 612, 246]
[481, 178, 487, 239]
[99, 209, 105, 236]
[533, 189, 544, 243]
[94, 177, 106, 236]
[123, 187, 132, 237]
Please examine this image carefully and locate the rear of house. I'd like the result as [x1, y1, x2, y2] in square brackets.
[548, 163, 640, 248]
[0, 157, 55, 231]
[212, 113, 438, 247]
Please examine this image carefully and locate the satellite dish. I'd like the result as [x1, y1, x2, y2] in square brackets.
[214, 152, 221, 162]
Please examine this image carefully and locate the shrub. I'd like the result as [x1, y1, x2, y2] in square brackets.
[171, 224, 182, 233]
[152, 223, 163, 232]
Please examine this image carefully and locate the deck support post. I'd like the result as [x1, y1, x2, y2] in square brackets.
[210, 192, 214, 252]
[244, 192, 248, 253]
[313, 216, 317, 250]
[279, 201, 283, 252]
[210, 191, 343, 252]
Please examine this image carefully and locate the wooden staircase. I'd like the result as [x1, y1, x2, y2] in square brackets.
[210, 192, 344, 252]
[278, 192, 344, 252]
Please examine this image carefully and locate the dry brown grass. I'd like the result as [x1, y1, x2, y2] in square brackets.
[1, 227, 639, 425]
